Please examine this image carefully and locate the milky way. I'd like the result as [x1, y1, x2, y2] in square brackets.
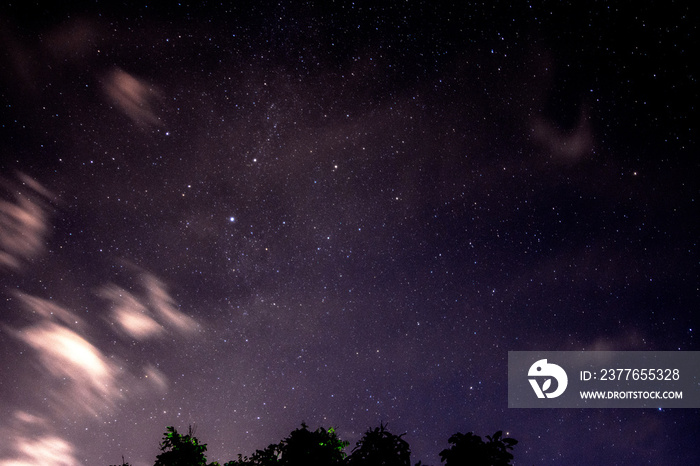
[0, 2, 697, 465]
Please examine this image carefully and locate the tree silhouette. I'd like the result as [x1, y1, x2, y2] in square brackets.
[278, 422, 349, 466]
[224, 443, 281, 466]
[438, 431, 517, 466]
[224, 422, 348, 466]
[154, 425, 210, 466]
[109, 422, 519, 466]
[348, 423, 411, 466]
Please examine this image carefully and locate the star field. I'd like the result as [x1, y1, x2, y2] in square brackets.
[0, 2, 697, 465]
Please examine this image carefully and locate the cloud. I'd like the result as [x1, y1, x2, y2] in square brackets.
[115, 305, 164, 339]
[4, 268, 199, 464]
[0, 174, 55, 271]
[98, 284, 164, 339]
[143, 364, 169, 392]
[41, 17, 100, 62]
[99, 273, 199, 339]
[0, 412, 79, 466]
[0, 435, 78, 466]
[143, 274, 199, 335]
[14, 318, 123, 417]
[530, 108, 593, 162]
[103, 68, 163, 127]
[13, 292, 85, 328]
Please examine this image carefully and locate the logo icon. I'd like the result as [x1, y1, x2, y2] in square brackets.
[528, 359, 568, 398]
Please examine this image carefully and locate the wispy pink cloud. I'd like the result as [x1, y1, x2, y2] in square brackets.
[0, 174, 55, 271]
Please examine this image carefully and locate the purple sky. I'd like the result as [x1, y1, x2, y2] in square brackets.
[0, 2, 697, 465]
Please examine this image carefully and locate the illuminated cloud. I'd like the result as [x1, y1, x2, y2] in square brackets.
[0, 435, 78, 466]
[0, 174, 55, 271]
[0, 412, 79, 466]
[99, 273, 199, 339]
[143, 274, 199, 335]
[143, 364, 169, 392]
[115, 306, 164, 339]
[104, 68, 163, 127]
[11, 411, 46, 426]
[15, 321, 123, 417]
[98, 284, 164, 340]
[7, 278, 195, 436]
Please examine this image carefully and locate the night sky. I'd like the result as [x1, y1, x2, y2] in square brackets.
[0, 1, 697, 465]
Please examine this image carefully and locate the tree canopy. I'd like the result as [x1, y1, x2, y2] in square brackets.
[110, 422, 518, 466]
[348, 423, 411, 466]
[439, 431, 518, 466]
[154, 425, 210, 466]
